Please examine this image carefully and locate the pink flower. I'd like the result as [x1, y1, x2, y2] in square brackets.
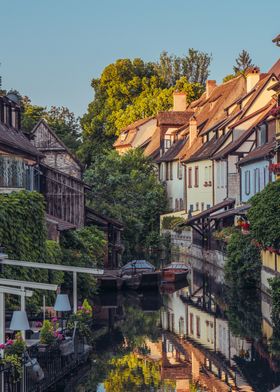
[6, 340, 13, 346]
[85, 310, 91, 314]
[51, 317, 58, 323]
[78, 306, 83, 310]
[35, 321, 43, 328]
[0, 344, 6, 349]
[57, 334, 64, 341]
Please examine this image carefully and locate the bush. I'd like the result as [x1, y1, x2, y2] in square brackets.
[161, 216, 187, 232]
[248, 181, 280, 249]
[225, 231, 261, 288]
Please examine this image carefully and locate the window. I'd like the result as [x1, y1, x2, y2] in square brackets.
[165, 138, 171, 150]
[188, 167, 192, 188]
[177, 162, 183, 179]
[190, 204, 194, 212]
[170, 161, 173, 180]
[190, 313, 194, 335]
[166, 163, 169, 181]
[257, 124, 267, 147]
[196, 316, 201, 338]
[245, 170, 250, 195]
[180, 198, 184, 210]
[254, 168, 260, 194]
[201, 202, 205, 211]
[205, 166, 209, 181]
[207, 204, 211, 209]
[175, 199, 179, 211]
[196, 202, 199, 211]
[217, 163, 220, 188]
[194, 166, 199, 187]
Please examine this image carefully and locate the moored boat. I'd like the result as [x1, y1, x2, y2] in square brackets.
[121, 260, 160, 289]
[162, 262, 189, 283]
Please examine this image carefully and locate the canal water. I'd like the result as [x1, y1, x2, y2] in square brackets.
[59, 268, 280, 392]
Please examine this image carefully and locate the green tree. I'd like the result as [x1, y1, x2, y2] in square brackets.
[79, 52, 209, 164]
[248, 181, 280, 249]
[233, 49, 254, 74]
[84, 149, 167, 262]
[225, 230, 261, 288]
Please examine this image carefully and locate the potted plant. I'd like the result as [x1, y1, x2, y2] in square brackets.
[0, 333, 26, 382]
[39, 320, 56, 352]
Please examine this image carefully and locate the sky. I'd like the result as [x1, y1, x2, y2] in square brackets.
[1, 0, 280, 118]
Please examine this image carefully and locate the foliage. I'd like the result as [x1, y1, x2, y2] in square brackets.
[161, 216, 187, 232]
[104, 353, 165, 392]
[79, 52, 209, 163]
[213, 226, 238, 243]
[0, 191, 64, 310]
[233, 49, 255, 74]
[248, 181, 280, 249]
[84, 149, 167, 262]
[268, 277, 280, 357]
[1, 354, 23, 381]
[60, 226, 106, 298]
[119, 305, 160, 350]
[222, 74, 236, 83]
[226, 286, 262, 340]
[225, 230, 261, 288]
[69, 299, 93, 339]
[39, 320, 56, 345]
[19, 96, 81, 152]
[0, 333, 27, 380]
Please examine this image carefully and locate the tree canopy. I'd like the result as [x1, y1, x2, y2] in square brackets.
[84, 148, 167, 261]
[80, 50, 210, 164]
[233, 49, 254, 74]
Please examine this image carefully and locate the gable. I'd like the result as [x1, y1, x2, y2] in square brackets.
[32, 121, 66, 150]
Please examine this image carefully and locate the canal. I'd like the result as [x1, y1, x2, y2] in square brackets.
[56, 268, 280, 392]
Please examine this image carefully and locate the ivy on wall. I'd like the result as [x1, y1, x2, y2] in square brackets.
[0, 191, 106, 311]
[0, 191, 64, 311]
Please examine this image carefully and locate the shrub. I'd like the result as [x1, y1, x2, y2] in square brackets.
[248, 181, 280, 249]
[225, 231, 261, 288]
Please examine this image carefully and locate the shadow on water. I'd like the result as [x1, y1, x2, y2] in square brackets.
[56, 271, 280, 392]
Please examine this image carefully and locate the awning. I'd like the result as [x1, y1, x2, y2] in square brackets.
[210, 204, 250, 220]
[185, 198, 235, 226]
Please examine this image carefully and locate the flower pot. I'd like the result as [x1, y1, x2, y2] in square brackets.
[59, 339, 74, 356]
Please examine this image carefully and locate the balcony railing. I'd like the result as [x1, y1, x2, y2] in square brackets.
[0, 156, 39, 191]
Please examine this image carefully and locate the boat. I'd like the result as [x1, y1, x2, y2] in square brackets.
[162, 262, 189, 283]
[121, 260, 160, 289]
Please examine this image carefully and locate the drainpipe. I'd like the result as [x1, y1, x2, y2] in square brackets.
[182, 162, 187, 212]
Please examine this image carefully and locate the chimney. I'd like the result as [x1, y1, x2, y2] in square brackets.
[189, 117, 197, 146]
[246, 67, 260, 93]
[206, 80, 217, 98]
[173, 92, 186, 111]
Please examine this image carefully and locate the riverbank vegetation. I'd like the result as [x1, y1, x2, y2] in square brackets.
[85, 148, 168, 262]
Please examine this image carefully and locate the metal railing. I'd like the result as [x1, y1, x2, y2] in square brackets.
[2, 323, 92, 392]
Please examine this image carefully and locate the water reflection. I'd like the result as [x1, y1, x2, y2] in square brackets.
[69, 270, 280, 392]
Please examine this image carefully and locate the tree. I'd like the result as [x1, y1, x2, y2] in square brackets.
[84, 149, 167, 262]
[233, 50, 254, 74]
[248, 181, 280, 249]
[79, 51, 209, 164]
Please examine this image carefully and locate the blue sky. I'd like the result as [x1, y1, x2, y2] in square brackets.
[1, 0, 280, 118]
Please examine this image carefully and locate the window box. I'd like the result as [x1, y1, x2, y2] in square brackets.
[269, 163, 280, 174]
